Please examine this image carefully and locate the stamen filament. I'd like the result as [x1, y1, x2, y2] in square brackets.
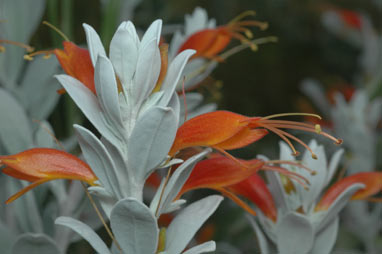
[0, 39, 34, 52]
[228, 10, 256, 25]
[233, 20, 269, 30]
[42, 21, 70, 41]
[261, 125, 300, 156]
[266, 160, 316, 175]
[265, 123, 342, 145]
[262, 165, 310, 189]
[230, 33, 258, 51]
[261, 113, 322, 120]
[24, 50, 54, 61]
[230, 26, 254, 38]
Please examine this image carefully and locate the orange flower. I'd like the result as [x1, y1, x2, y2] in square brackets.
[178, 154, 265, 216]
[315, 172, 382, 211]
[54, 41, 95, 94]
[0, 148, 97, 204]
[228, 174, 277, 222]
[177, 11, 268, 60]
[169, 110, 342, 160]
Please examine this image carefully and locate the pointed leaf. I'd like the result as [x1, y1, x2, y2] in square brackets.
[94, 55, 123, 126]
[83, 24, 106, 66]
[165, 195, 223, 254]
[55, 74, 119, 146]
[110, 198, 158, 254]
[109, 21, 139, 86]
[153, 149, 210, 216]
[133, 38, 161, 106]
[159, 49, 195, 107]
[56, 217, 111, 254]
[74, 125, 122, 199]
[128, 106, 177, 182]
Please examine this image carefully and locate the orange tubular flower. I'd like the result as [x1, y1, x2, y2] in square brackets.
[0, 148, 97, 204]
[228, 174, 277, 222]
[169, 110, 342, 161]
[54, 41, 95, 94]
[178, 154, 265, 215]
[177, 11, 268, 60]
[315, 172, 382, 212]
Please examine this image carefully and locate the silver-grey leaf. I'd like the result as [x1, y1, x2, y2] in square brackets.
[110, 198, 158, 254]
[165, 195, 223, 254]
[55, 217, 111, 254]
[74, 124, 122, 199]
[11, 233, 61, 254]
[128, 106, 177, 182]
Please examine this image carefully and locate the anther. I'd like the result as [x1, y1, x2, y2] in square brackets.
[24, 54, 33, 61]
[315, 124, 321, 134]
[0, 45, 4, 52]
[291, 151, 300, 157]
[335, 139, 343, 145]
[311, 153, 318, 160]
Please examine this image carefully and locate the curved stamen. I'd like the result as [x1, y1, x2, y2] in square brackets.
[262, 165, 310, 190]
[0, 39, 34, 52]
[42, 21, 70, 41]
[261, 112, 322, 120]
[24, 50, 54, 61]
[228, 10, 257, 25]
[266, 160, 316, 175]
[265, 123, 342, 145]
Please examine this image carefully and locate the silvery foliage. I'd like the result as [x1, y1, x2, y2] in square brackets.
[55, 20, 223, 253]
[168, 7, 218, 123]
[56, 19, 195, 205]
[168, 7, 217, 90]
[0, 0, 99, 253]
[250, 140, 365, 254]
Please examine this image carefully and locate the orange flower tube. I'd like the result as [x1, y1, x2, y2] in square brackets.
[315, 172, 382, 211]
[54, 41, 95, 94]
[177, 154, 265, 216]
[178, 11, 268, 60]
[0, 148, 97, 204]
[170, 110, 341, 160]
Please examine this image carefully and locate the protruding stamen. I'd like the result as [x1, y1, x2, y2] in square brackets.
[42, 21, 70, 41]
[0, 39, 34, 52]
[228, 10, 256, 25]
[266, 160, 317, 175]
[261, 112, 322, 120]
[24, 50, 54, 61]
[262, 165, 310, 189]
[234, 20, 269, 30]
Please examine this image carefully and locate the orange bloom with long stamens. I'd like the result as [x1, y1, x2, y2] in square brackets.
[169, 110, 342, 160]
[177, 154, 265, 215]
[315, 172, 382, 211]
[178, 11, 268, 60]
[54, 41, 95, 94]
[0, 148, 97, 204]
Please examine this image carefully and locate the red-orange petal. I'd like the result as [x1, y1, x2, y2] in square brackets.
[315, 172, 382, 211]
[177, 27, 231, 59]
[215, 128, 268, 150]
[228, 174, 277, 222]
[178, 154, 264, 197]
[54, 41, 95, 93]
[0, 148, 97, 184]
[169, 111, 250, 156]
